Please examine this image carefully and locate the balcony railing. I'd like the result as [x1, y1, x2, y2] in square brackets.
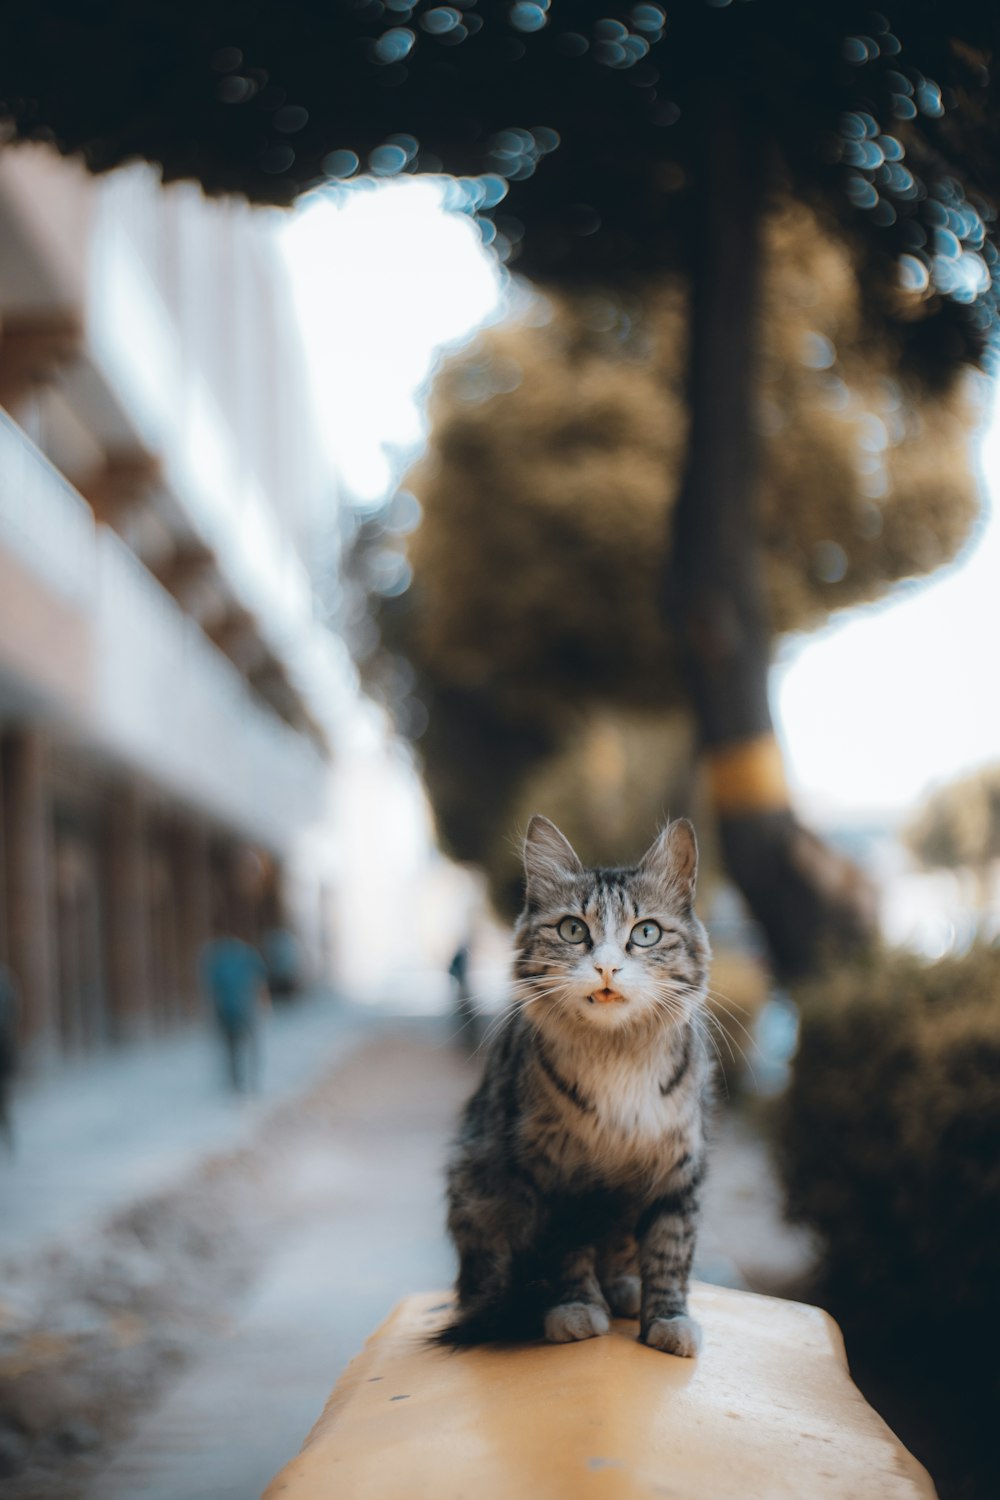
[0, 410, 326, 848]
[0, 411, 95, 609]
[87, 168, 321, 652]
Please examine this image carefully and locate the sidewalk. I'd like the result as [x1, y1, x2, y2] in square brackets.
[0, 992, 370, 1262]
[82, 1030, 470, 1500]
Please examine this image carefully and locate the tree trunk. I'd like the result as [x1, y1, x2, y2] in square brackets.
[664, 89, 876, 980]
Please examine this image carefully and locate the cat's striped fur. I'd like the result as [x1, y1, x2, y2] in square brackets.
[440, 815, 712, 1356]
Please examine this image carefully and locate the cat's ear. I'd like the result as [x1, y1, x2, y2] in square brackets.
[523, 815, 582, 905]
[640, 819, 698, 906]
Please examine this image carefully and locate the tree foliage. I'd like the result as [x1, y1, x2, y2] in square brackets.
[3, 3, 1000, 371]
[371, 200, 981, 891]
[906, 762, 1000, 872]
[409, 206, 978, 696]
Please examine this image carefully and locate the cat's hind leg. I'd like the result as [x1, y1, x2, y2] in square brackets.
[544, 1247, 611, 1343]
[456, 1241, 511, 1314]
[443, 1203, 516, 1340]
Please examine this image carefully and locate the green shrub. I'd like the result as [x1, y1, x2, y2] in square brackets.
[776, 946, 1000, 1361]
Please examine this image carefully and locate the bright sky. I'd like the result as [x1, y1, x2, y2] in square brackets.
[774, 437, 1000, 827]
[282, 180, 1000, 829]
[282, 179, 503, 501]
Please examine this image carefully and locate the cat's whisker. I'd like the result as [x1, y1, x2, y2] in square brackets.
[442, 1012, 481, 1049]
[483, 991, 543, 1021]
[672, 978, 761, 1057]
[508, 973, 569, 992]
[704, 986, 759, 1033]
[649, 992, 686, 1023]
[704, 995, 762, 1054]
[448, 989, 499, 1033]
[472, 1008, 519, 1058]
[648, 999, 694, 1043]
[693, 1014, 731, 1101]
[648, 981, 742, 1085]
[693, 1009, 728, 1068]
[508, 983, 569, 1000]
[700, 1007, 739, 1067]
[653, 984, 700, 1019]
[701, 1008, 759, 1089]
[516, 988, 572, 1011]
[703, 985, 752, 1018]
[472, 984, 576, 1057]
[433, 983, 540, 1053]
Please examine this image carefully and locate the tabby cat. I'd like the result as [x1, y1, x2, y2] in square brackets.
[440, 815, 712, 1356]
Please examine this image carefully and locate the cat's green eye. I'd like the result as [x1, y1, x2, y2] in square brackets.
[630, 919, 663, 948]
[557, 916, 589, 944]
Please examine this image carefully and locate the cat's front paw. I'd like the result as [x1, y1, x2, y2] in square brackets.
[603, 1275, 641, 1318]
[544, 1301, 610, 1343]
[642, 1314, 702, 1358]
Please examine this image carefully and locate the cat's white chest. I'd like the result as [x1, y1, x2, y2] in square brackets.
[587, 1055, 684, 1143]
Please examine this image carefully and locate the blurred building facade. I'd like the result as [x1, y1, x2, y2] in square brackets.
[0, 144, 357, 1060]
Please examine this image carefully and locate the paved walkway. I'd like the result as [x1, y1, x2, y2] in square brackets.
[0, 993, 368, 1261]
[81, 1029, 470, 1500]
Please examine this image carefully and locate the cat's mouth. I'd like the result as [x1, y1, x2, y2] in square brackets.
[588, 987, 627, 1006]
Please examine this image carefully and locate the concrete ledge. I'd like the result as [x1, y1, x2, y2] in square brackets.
[262, 1283, 936, 1500]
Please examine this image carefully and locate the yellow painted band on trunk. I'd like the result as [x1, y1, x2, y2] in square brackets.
[704, 733, 790, 815]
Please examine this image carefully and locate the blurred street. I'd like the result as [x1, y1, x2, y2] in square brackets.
[74, 1020, 472, 1500]
[0, 992, 366, 1261]
[0, 1011, 814, 1500]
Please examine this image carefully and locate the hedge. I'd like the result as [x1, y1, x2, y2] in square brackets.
[776, 945, 1000, 1363]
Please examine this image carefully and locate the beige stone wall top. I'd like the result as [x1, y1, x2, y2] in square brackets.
[263, 1284, 936, 1500]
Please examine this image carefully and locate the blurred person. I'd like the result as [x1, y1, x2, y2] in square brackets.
[262, 925, 302, 1002]
[199, 929, 269, 1093]
[447, 941, 479, 1051]
[0, 964, 18, 1148]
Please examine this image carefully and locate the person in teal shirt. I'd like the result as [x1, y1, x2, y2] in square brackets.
[199, 934, 268, 1092]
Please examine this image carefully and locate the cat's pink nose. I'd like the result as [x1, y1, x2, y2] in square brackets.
[594, 963, 621, 982]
